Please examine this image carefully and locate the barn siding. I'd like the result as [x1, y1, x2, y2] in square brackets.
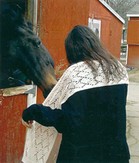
[0, 94, 27, 163]
[38, 0, 90, 67]
[127, 18, 139, 67]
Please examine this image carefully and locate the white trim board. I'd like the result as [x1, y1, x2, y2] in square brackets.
[127, 14, 139, 17]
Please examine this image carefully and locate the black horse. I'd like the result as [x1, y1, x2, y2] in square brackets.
[0, 0, 57, 97]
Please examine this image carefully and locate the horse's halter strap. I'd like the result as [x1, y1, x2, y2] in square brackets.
[7, 68, 31, 87]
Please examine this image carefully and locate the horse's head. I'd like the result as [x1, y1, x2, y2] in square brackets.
[9, 24, 57, 97]
[0, 0, 57, 97]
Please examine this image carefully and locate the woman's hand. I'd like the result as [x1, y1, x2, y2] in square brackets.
[22, 119, 33, 128]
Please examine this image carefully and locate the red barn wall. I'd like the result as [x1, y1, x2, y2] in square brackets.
[0, 94, 27, 163]
[38, 0, 90, 67]
[89, 0, 123, 59]
[127, 18, 139, 67]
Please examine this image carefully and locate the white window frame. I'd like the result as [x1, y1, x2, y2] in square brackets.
[88, 18, 101, 38]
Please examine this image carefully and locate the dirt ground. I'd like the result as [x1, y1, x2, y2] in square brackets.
[128, 68, 139, 83]
[127, 68, 139, 163]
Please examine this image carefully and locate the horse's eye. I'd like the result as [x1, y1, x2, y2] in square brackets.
[36, 40, 41, 47]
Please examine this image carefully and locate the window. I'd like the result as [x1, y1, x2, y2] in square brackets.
[88, 18, 101, 38]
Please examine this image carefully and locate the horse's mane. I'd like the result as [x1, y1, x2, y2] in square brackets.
[0, 0, 31, 87]
[0, 0, 26, 37]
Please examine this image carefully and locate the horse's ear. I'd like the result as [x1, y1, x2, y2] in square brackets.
[12, 0, 26, 15]
[3, 0, 26, 15]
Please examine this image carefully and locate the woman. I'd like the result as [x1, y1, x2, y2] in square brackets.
[22, 25, 130, 163]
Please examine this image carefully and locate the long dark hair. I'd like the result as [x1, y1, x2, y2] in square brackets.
[65, 25, 124, 80]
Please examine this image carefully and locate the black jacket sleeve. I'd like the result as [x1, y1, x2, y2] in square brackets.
[22, 104, 66, 132]
[22, 92, 85, 134]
